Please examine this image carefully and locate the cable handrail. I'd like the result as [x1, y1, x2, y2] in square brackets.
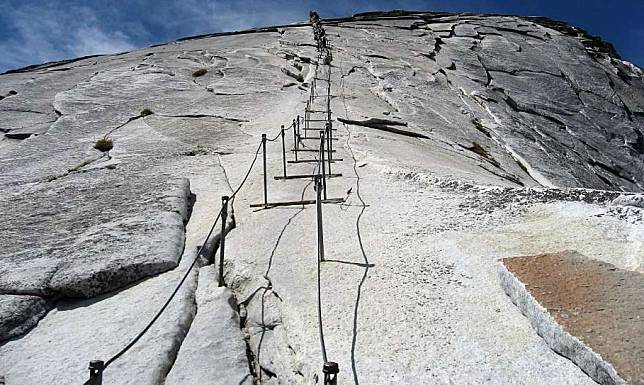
[81, 123, 287, 384]
[82, 9, 335, 384]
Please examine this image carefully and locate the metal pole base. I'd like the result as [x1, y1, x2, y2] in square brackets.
[323, 362, 339, 385]
[88, 360, 104, 385]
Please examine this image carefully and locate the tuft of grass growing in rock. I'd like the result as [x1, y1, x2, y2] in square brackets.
[293, 62, 303, 71]
[140, 108, 153, 117]
[94, 138, 113, 152]
[472, 118, 491, 137]
[281, 67, 304, 82]
[183, 145, 209, 156]
[468, 142, 490, 158]
[464, 142, 500, 167]
[192, 68, 208, 77]
[516, 159, 529, 174]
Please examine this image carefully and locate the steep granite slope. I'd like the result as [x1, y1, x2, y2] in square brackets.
[0, 10, 642, 385]
[323, 12, 644, 191]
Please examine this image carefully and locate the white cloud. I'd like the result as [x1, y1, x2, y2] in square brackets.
[0, 0, 329, 72]
[0, 2, 135, 72]
[70, 27, 134, 57]
[166, 0, 305, 35]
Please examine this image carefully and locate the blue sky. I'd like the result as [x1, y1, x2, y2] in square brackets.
[1, 0, 642, 73]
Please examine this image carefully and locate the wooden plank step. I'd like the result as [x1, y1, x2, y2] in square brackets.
[250, 197, 345, 208]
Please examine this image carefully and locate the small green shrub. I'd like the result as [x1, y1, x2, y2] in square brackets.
[472, 118, 490, 138]
[183, 145, 209, 156]
[293, 62, 303, 71]
[469, 142, 490, 158]
[192, 68, 208, 77]
[464, 141, 500, 167]
[516, 159, 529, 174]
[140, 108, 153, 117]
[281, 68, 304, 82]
[94, 138, 113, 152]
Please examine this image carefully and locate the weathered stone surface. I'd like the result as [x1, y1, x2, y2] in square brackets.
[0, 175, 190, 297]
[165, 266, 252, 385]
[0, 295, 49, 342]
[327, 12, 644, 191]
[612, 194, 644, 209]
[0, 250, 199, 385]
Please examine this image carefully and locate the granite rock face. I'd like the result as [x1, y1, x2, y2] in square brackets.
[165, 266, 252, 385]
[0, 295, 49, 342]
[0, 9, 643, 385]
[0, 176, 190, 297]
[324, 12, 644, 191]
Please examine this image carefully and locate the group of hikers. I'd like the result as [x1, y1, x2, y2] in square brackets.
[310, 11, 333, 64]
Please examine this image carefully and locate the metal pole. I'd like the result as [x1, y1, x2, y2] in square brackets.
[88, 360, 104, 385]
[297, 114, 301, 132]
[326, 122, 332, 174]
[292, 119, 298, 162]
[315, 174, 324, 262]
[328, 121, 334, 167]
[327, 64, 332, 118]
[327, 71, 331, 122]
[320, 132, 327, 200]
[262, 134, 267, 207]
[311, 64, 318, 97]
[305, 102, 310, 139]
[281, 125, 287, 179]
[296, 115, 301, 150]
[327, 92, 331, 122]
[219, 195, 229, 287]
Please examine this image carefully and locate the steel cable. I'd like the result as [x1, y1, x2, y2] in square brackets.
[339, 61, 371, 385]
[103, 206, 223, 369]
[92, 11, 326, 378]
[95, 138, 264, 376]
[82, 48, 317, 383]
[312, 37, 332, 367]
